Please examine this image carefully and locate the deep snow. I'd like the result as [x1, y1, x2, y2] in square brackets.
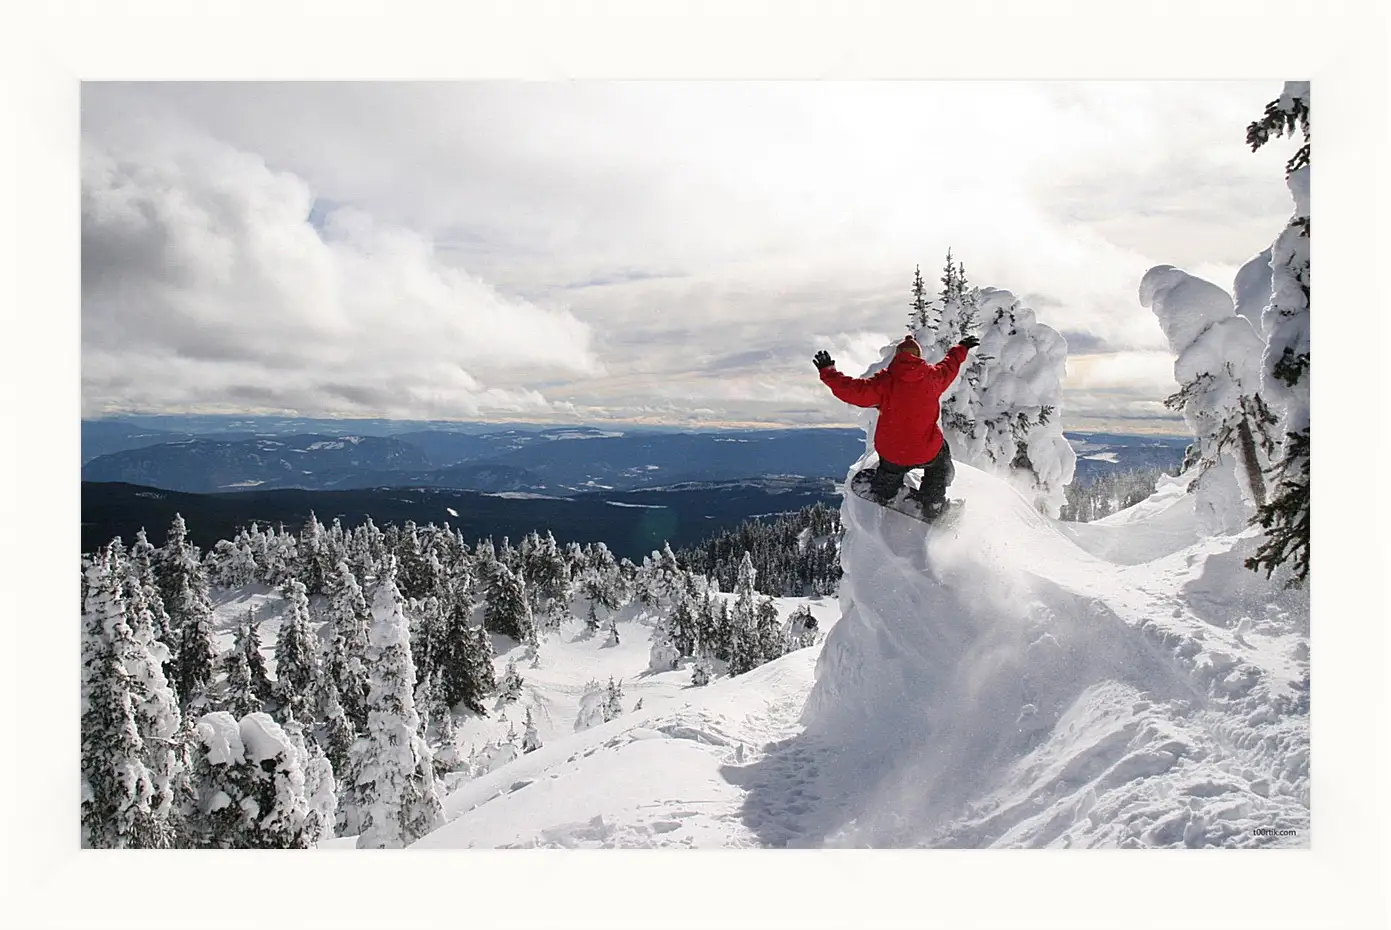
[208, 457, 1309, 850]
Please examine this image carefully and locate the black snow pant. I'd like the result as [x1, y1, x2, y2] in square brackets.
[869, 440, 955, 511]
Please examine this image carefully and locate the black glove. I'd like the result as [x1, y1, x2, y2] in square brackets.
[813, 350, 834, 370]
[960, 334, 981, 350]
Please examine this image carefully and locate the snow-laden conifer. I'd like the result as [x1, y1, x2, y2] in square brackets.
[908, 261, 1075, 516]
[1245, 81, 1311, 583]
[81, 551, 161, 848]
[325, 561, 372, 730]
[347, 557, 444, 849]
[186, 711, 313, 848]
[1140, 264, 1276, 533]
[275, 578, 321, 722]
[157, 514, 218, 713]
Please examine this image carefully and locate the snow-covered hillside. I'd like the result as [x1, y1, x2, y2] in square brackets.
[804, 459, 1307, 848]
[205, 452, 1308, 851]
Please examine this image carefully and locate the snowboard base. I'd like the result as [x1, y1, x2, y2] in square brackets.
[849, 469, 965, 528]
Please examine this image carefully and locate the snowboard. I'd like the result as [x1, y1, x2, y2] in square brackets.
[849, 469, 965, 528]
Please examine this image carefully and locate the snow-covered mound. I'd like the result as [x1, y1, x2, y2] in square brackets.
[799, 460, 1309, 847]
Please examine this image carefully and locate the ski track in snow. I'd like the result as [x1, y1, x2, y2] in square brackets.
[210, 462, 1308, 849]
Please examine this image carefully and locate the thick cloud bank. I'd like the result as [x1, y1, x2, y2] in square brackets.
[81, 129, 600, 418]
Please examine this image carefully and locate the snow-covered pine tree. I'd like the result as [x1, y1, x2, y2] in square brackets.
[320, 684, 356, 785]
[522, 708, 542, 753]
[298, 512, 332, 596]
[243, 610, 273, 704]
[157, 515, 218, 714]
[498, 657, 524, 706]
[581, 542, 622, 620]
[275, 579, 321, 723]
[691, 656, 712, 687]
[573, 679, 607, 732]
[603, 678, 625, 722]
[648, 620, 682, 672]
[347, 557, 444, 849]
[410, 594, 448, 699]
[785, 604, 820, 649]
[523, 530, 571, 629]
[908, 266, 1076, 516]
[436, 574, 493, 715]
[282, 717, 337, 846]
[727, 553, 760, 674]
[325, 561, 373, 730]
[116, 547, 182, 834]
[1245, 81, 1311, 584]
[754, 596, 785, 667]
[186, 712, 314, 848]
[484, 562, 534, 643]
[666, 587, 699, 659]
[432, 707, 466, 775]
[1140, 264, 1277, 534]
[221, 615, 263, 718]
[908, 263, 935, 331]
[130, 529, 174, 651]
[81, 550, 161, 848]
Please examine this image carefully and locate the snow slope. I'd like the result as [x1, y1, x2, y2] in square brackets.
[211, 458, 1308, 850]
[801, 459, 1308, 847]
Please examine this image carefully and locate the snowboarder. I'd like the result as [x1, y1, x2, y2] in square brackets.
[813, 333, 979, 519]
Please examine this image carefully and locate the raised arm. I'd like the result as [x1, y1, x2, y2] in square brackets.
[814, 350, 889, 408]
[930, 336, 978, 390]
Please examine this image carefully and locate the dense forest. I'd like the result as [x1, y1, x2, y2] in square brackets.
[79, 504, 839, 849]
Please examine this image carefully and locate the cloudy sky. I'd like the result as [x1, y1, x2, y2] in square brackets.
[80, 81, 1297, 433]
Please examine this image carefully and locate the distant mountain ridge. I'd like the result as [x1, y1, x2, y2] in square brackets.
[80, 427, 868, 494]
[81, 477, 841, 561]
[81, 421, 1187, 496]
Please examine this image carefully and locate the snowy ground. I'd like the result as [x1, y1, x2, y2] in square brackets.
[212, 461, 1309, 849]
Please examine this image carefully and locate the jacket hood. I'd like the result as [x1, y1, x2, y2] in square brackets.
[888, 353, 929, 381]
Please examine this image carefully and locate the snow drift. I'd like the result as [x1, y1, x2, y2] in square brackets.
[797, 458, 1309, 847]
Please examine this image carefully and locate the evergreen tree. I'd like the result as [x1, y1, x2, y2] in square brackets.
[914, 264, 1076, 517]
[1142, 264, 1277, 533]
[158, 515, 218, 714]
[524, 530, 571, 629]
[727, 553, 761, 674]
[325, 562, 372, 731]
[498, 657, 524, 706]
[484, 562, 533, 643]
[522, 708, 542, 754]
[275, 579, 321, 723]
[603, 678, 625, 722]
[300, 739, 338, 846]
[909, 263, 934, 330]
[436, 571, 492, 715]
[243, 610, 273, 704]
[221, 617, 263, 718]
[81, 551, 161, 848]
[185, 711, 313, 848]
[432, 709, 466, 776]
[130, 529, 174, 654]
[320, 684, 356, 787]
[347, 557, 444, 849]
[298, 511, 332, 596]
[581, 542, 621, 621]
[1245, 82, 1311, 584]
[116, 548, 182, 833]
[691, 658, 712, 687]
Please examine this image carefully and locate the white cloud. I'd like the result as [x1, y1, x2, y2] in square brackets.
[80, 81, 1295, 432]
[81, 125, 601, 418]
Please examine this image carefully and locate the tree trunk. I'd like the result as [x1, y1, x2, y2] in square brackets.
[1236, 417, 1267, 508]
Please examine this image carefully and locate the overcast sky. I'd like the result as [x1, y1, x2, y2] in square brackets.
[80, 81, 1297, 433]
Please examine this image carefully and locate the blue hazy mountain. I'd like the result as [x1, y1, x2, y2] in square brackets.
[81, 420, 1188, 496]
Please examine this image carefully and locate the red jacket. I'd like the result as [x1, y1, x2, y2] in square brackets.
[819, 343, 969, 466]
